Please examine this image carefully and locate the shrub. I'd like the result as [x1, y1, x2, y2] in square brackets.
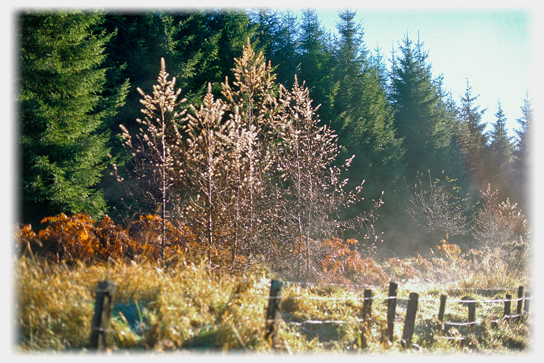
[14, 213, 249, 271]
[472, 185, 530, 276]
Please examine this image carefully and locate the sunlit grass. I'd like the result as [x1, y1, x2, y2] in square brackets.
[15, 252, 532, 354]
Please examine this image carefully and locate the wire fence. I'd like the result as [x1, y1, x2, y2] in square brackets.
[261, 279, 532, 349]
[85, 276, 533, 350]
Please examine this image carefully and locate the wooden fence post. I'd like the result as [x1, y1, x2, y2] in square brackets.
[504, 294, 512, 318]
[516, 286, 524, 321]
[524, 292, 531, 314]
[362, 289, 373, 322]
[90, 280, 116, 350]
[360, 289, 374, 348]
[468, 300, 476, 332]
[386, 282, 398, 342]
[264, 279, 284, 348]
[438, 294, 447, 329]
[401, 292, 418, 349]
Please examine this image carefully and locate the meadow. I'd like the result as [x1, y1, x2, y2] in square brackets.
[14, 237, 531, 354]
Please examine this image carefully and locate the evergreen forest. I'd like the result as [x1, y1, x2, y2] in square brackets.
[17, 8, 532, 278]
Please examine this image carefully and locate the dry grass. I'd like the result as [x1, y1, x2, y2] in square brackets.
[15, 248, 532, 355]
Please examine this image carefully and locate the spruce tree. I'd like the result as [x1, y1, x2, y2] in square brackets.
[389, 35, 454, 180]
[296, 9, 335, 122]
[457, 80, 488, 193]
[486, 102, 515, 201]
[512, 96, 532, 211]
[19, 10, 129, 226]
[264, 9, 300, 89]
[329, 9, 366, 137]
[330, 10, 404, 219]
[203, 9, 257, 94]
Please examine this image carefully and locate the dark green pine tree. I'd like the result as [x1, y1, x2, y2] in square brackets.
[457, 80, 488, 193]
[203, 9, 257, 94]
[389, 35, 455, 181]
[485, 102, 515, 201]
[512, 95, 532, 211]
[154, 11, 223, 108]
[329, 9, 404, 216]
[19, 10, 129, 226]
[262, 9, 300, 89]
[329, 9, 367, 137]
[368, 44, 390, 92]
[250, 8, 281, 61]
[296, 9, 335, 123]
[433, 76, 468, 186]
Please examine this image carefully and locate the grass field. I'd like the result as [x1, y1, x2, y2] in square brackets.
[14, 251, 532, 354]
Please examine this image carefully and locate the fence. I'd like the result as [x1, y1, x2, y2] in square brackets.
[89, 278, 532, 351]
[263, 279, 532, 350]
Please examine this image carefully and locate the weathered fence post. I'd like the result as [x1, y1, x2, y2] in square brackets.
[467, 300, 476, 332]
[438, 294, 447, 330]
[524, 292, 531, 314]
[359, 289, 374, 348]
[401, 292, 419, 349]
[516, 286, 524, 321]
[504, 293, 512, 318]
[90, 280, 116, 350]
[460, 296, 476, 332]
[265, 279, 284, 348]
[386, 282, 398, 342]
[362, 289, 373, 322]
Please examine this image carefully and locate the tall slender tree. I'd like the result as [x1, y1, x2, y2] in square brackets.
[389, 35, 454, 180]
[296, 9, 335, 122]
[117, 58, 186, 258]
[274, 76, 367, 281]
[328, 10, 404, 221]
[265, 9, 300, 89]
[19, 10, 129, 226]
[512, 95, 532, 211]
[184, 85, 230, 255]
[456, 80, 488, 194]
[221, 38, 280, 254]
[486, 102, 515, 201]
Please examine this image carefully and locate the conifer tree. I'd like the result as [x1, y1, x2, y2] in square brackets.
[250, 8, 281, 60]
[457, 80, 488, 193]
[204, 9, 257, 93]
[19, 10, 129, 225]
[389, 35, 454, 180]
[329, 9, 366, 136]
[296, 9, 335, 121]
[512, 96, 532, 211]
[267, 10, 300, 89]
[486, 102, 515, 201]
[368, 45, 389, 91]
[329, 10, 404, 218]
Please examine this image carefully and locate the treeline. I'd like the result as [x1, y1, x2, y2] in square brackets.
[18, 8, 531, 258]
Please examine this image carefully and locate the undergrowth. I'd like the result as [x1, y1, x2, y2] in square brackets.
[13, 213, 532, 354]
